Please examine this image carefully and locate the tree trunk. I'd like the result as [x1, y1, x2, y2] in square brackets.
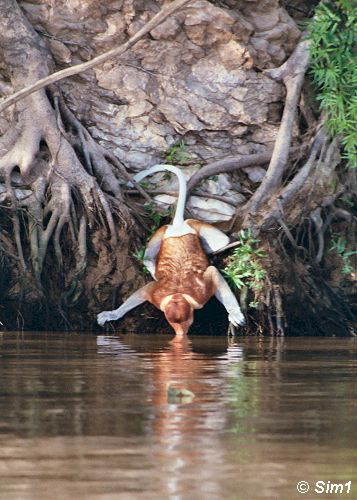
[0, 0, 355, 335]
[0, 0, 138, 330]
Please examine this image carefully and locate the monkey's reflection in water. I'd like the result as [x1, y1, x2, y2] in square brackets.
[119, 333, 235, 497]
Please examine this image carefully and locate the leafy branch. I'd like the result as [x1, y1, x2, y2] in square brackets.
[223, 229, 266, 292]
[307, 0, 357, 168]
[329, 234, 357, 275]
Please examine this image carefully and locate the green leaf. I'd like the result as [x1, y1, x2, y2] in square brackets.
[307, 0, 357, 168]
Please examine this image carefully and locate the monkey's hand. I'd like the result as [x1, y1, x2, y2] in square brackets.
[228, 309, 245, 327]
[206, 266, 246, 328]
[97, 310, 121, 326]
[97, 284, 153, 326]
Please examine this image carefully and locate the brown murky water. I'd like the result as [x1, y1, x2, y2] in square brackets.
[0, 333, 355, 499]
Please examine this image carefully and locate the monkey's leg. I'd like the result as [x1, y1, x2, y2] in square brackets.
[143, 225, 167, 279]
[204, 266, 245, 327]
[97, 282, 154, 326]
[185, 219, 229, 253]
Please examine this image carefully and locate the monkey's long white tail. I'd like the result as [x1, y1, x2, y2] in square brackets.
[133, 164, 187, 228]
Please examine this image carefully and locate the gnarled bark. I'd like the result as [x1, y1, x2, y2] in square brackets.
[0, 0, 137, 327]
[0, 0, 355, 335]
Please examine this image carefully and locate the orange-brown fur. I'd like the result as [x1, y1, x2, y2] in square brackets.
[97, 165, 244, 334]
[150, 233, 212, 309]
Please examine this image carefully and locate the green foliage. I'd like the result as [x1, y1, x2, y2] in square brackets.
[328, 234, 357, 275]
[308, 1, 357, 168]
[132, 247, 150, 274]
[143, 202, 172, 236]
[223, 229, 266, 294]
[165, 140, 191, 165]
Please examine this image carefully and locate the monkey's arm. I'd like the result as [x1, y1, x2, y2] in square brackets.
[185, 219, 229, 253]
[143, 225, 167, 279]
[204, 266, 245, 327]
[97, 282, 155, 326]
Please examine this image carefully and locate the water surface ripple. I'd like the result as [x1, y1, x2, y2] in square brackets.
[0, 333, 355, 499]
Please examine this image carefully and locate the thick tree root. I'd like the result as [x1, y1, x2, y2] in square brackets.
[0, 88, 131, 283]
[0, 0, 138, 320]
[0, 1, 354, 334]
[243, 39, 311, 220]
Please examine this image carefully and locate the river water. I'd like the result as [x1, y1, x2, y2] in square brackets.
[0, 332, 355, 499]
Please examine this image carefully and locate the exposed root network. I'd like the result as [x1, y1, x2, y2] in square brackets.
[0, 86, 133, 286]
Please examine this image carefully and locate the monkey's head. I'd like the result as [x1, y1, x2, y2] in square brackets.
[163, 294, 194, 335]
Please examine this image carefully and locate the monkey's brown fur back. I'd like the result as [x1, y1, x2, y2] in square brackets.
[151, 233, 213, 309]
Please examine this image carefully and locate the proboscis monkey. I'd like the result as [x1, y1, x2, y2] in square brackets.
[97, 165, 245, 335]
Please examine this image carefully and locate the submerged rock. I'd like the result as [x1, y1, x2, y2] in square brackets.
[167, 383, 195, 403]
